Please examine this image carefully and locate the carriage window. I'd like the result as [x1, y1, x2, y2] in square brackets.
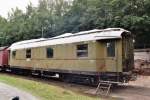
[77, 44, 88, 57]
[106, 41, 115, 57]
[12, 51, 16, 58]
[47, 48, 53, 58]
[26, 49, 31, 58]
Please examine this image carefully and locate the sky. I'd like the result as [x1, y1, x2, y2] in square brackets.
[0, 0, 39, 18]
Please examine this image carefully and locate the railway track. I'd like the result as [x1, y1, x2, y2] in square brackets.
[0, 71, 98, 98]
[3, 71, 146, 100]
[0, 71, 64, 84]
[0, 68, 100, 86]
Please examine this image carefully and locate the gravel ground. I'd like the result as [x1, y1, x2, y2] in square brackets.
[85, 75, 150, 100]
[0, 82, 38, 100]
[110, 75, 150, 100]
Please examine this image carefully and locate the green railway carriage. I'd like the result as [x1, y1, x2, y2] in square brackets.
[8, 28, 134, 84]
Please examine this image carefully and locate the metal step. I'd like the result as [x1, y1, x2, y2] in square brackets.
[95, 80, 112, 96]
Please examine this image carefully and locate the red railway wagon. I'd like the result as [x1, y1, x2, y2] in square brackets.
[0, 46, 9, 68]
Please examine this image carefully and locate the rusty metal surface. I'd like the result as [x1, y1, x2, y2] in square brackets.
[134, 49, 150, 75]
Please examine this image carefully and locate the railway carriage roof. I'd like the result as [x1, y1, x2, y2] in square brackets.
[9, 28, 130, 50]
[0, 46, 8, 51]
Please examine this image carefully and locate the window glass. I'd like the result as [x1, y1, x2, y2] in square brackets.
[26, 49, 31, 58]
[106, 41, 115, 57]
[12, 51, 16, 58]
[77, 44, 88, 57]
[47, 48, 53, 58]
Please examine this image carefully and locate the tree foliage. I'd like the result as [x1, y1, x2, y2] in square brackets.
[0, 0, 149, 48]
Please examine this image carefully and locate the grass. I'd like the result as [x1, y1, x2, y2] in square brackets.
[0, 74, 99, 100]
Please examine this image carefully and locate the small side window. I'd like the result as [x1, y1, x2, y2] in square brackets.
[77, 44, 88, 57]
[47, 48, 53, 58]
[106, 41, 115, 57]
[26, 49, 31, 58]
[12, 51, 16, 58]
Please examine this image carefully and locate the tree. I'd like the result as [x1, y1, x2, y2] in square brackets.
[0, 0, 149, 48]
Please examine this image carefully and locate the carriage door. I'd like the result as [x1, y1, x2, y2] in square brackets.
[105, 40, 118, 72]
